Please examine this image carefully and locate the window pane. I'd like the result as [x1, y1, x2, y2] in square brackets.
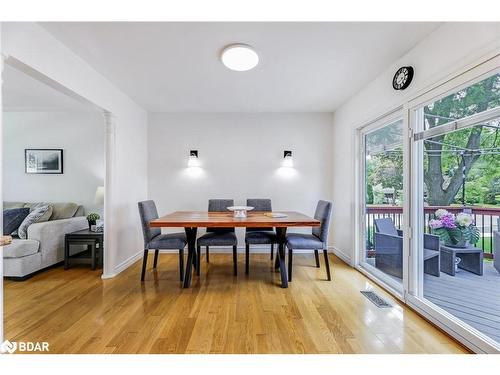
[424, 73, 500, 130]
[418, 86, 500, 346]
[363, 119, 404, 286]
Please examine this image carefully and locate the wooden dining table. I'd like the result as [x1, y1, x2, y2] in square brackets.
[150, 211, 320, 288]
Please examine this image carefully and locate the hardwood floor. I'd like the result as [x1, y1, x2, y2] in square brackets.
[4, 253, 468, 354]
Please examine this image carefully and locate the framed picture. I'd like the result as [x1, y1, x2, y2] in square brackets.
[25, 149, 64, 174]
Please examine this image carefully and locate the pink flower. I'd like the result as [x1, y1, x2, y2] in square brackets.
[440, 213, 456, 229]
[429, 219, 443, 229]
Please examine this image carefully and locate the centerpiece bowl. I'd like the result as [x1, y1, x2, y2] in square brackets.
[227, 206, 254, 218]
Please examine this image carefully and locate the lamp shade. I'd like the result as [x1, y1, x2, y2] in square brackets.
[94, 186, 105, 205]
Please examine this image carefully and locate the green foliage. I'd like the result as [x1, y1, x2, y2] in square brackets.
[86, 212, 100, 222]
[465, 226, 480, 245]
[432, 227, 452, 244]
[372, 184, 386, 204]
[368, 151, 403, 192]
[366, 183, 374, 204]
[432, 225, 479, 246]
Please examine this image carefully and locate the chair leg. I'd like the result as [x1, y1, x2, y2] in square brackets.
[179, 249, 184, 282]
[140, 249, 149, 281]
[323, 250, 331, 281]
[233, 245, 238, 276]
[153, 249, 159, 268]
[206, 246, 209, 263]
[245, 244, 250, 274]
[288, 248, 293, 282]
[314, 249, 320, 268]
[196, 246, 201, 276]
[270, 244, 274, 260]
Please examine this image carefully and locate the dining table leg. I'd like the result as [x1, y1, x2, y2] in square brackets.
[183, 227, 198, 288]
[275, 227, 288, 288]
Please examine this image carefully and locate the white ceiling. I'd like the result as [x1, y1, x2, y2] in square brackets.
[2, 63, 96, 112]
[40, 22, 441, 113]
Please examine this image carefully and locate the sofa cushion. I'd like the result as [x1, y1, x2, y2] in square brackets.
[3, 238, 40, 258]
[4, 201, 26, 210]
[3, 208, 30, 235]
[49, 202, 79, 220]
[18, 206, 52, 239]
[23, 202, 53, 222]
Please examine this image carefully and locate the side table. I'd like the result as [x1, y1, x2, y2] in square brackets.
[65, 229, 104, 270]
[440, 245, 483, 276]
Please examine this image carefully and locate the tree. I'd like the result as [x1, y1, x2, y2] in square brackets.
[424, 74, 500, 206]
[368, 151, 403, 192]
[365, 119, 404, 203]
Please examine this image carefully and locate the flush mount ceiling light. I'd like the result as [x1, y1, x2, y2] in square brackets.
[221, 44, 259, 71]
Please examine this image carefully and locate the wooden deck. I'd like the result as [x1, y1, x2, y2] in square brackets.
[424, 261, 500, 344]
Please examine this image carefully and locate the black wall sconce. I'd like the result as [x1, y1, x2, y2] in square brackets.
[283, 150, 293, 167]
[188, 150, 200, 167]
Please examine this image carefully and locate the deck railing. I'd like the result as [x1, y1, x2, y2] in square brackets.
[366, 205, 499, 259]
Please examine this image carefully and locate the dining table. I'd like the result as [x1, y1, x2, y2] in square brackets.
[150, 211, 320, 288]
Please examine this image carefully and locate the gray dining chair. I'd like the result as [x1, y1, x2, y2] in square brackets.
[285, 200, 333, 281]
[245, 199, 278, 274]
[197, 199, 238, 276]
[138, 200, 187, 282]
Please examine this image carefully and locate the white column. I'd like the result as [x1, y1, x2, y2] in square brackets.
[102, 111, 116, 279]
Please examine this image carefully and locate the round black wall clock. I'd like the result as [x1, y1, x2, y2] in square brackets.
[392, 66, 414, 90]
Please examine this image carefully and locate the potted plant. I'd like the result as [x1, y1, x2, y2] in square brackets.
[86, 212, 100, 231]
[429, 209, 479, 248]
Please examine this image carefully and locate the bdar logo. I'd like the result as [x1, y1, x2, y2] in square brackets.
[1, 340, 17, 354]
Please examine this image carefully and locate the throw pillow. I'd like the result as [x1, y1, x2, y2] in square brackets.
[17, 205, 51, 239]
[3, 208, 30, 235]
[38, 205, 53, 222]
[24, 203, 53, 222]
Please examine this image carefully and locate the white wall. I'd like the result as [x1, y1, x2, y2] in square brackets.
[331, 22, 500, 264]
[148, 113, 334, 247]
[3, 111, 104, 212]
[1, 23, 148, 276]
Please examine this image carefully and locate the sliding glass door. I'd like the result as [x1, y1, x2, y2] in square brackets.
[409, 70, 500, 352]
[359, 114, 405, 293]
[357, 57, 500, 352]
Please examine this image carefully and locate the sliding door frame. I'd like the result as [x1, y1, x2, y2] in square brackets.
[405, 57, 500, 353]
[355, 108, 406, 299]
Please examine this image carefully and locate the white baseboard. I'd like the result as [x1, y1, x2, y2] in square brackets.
[101, 250, 143, 279]
[331, 246, 353, 266]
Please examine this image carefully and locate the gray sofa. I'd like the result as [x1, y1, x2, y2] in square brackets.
[3, 201, 87, 279]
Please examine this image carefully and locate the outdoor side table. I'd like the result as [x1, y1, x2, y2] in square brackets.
[64, 229, 104, 270]
[440, 245, 483, 276]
